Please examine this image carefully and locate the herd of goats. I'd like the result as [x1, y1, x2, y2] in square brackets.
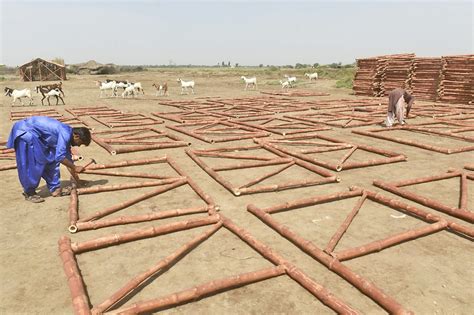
[3, 72, 319, 106]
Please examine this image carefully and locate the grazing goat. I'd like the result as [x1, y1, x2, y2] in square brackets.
[96, 80, 117, 97]
[177, 78, 195, 94]
[152, 82, 168, 96]
[121, 84, 137, 98]
[4, 87, 33, 106]
[279, 80, 291, 90]
[36, 86, 65, 105]
[304, 72, 318, 81]
[284, 75, 297, 87]
[240, 76, 257, 90]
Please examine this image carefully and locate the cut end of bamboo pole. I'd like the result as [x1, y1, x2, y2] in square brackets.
[336, 165, 343, 172]
[233, 190, 241, 196]
[68, 224, 78, 234]
[111, 150, 117, 155]
[335, 177, 341, 183]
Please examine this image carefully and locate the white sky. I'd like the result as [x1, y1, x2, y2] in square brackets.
[1, 0, 473, 66]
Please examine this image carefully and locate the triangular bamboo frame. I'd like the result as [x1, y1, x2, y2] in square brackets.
[59, 214, 358, 314]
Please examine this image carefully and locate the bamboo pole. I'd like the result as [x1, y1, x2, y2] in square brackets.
[239, 162, 294, 189]
[91, 135, 116, 155]
[82, 169, 171, 180]
[247, 205, 411, 314]
[58, 236, 91, 315]
[92, 222, 223, 313]
[110, 266, 286, 314]
[212, 158, 293, 172]
[460, 174, 468, 210]
[0, 164, 16, 171]
[385, 170, 462, 187]
[77, 178, 183, 195]
[283, 263, 358, 315]
[324, 193, 367, 254]
[72, 215, 220, 253]
[264, 189, 362, 214]
[238, 177, 337, 195]
[68, 186, 79, 231]
[70, 206, 210, 233]
[85, 157, 168, 170]
[166, 157, 215, 209]
[334, 220, 448, 261]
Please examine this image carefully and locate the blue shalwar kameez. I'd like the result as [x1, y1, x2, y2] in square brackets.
[6, 116, 73, 194]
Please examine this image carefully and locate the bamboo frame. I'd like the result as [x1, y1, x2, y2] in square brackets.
[232, 116, 331, 136]
[167, 120, 270, 143]
[247, 186, 473, 313]
[257, 133, 406, 172]
[68, 156, 215, 233]
[353, 127, 474, 154]
[373, 169, 474, 223]
[60, 214, 358, 314]
[186, 145, 338, 196]
[92, 128, 189, 155]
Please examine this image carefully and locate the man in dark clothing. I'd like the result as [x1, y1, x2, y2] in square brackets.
[7, 116, 91, 203]
[384, 88, 415, 127]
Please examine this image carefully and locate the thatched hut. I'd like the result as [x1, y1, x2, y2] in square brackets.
[19, 58, 67, 81]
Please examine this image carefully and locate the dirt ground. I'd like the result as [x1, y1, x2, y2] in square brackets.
[0, 70, 472, 314]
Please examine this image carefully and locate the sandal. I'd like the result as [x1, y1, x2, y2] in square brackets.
[52, 186, 73, 197]
[23, 192, 45, 203]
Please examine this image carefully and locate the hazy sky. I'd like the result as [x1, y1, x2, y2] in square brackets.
[1, 0, 472, 66]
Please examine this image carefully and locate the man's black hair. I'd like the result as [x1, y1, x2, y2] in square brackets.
[72, 127, 91, 146]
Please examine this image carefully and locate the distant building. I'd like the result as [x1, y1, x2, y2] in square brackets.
[19, 58, 67, 81]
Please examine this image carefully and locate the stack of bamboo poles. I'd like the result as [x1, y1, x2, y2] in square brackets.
[353, 57, 378, 96]
[373, 53, 415, 97]
[438, 55, 474, 104]
[409, 57, 443, 101]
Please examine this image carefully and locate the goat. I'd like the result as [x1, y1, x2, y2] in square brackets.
[35, 86, 65, 105]
[177, 78, 195, 94]
[36, 81, 65, 97]
[96, 80, 117, 97]
[284, 75, 297, 87]
[4, 87, 33, 106]
[106, 79, 129, 90]
[279, 80, 291, 90]
[44, 88, 65, 106]
[240, 76, 257, 90]
[128, 82, 145, 95]
[121, 84, 137, 98]
[304, 72, 319, 81]
[152, 82, 168, 96]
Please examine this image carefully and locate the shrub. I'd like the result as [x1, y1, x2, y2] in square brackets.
[96, 66, 117, 75]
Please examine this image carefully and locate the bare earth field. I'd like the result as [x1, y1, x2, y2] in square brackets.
[0, 69, 472, 314]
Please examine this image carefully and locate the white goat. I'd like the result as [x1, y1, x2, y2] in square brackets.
[279, 80, 291, 90]
[240, 76, 257, 90]
[128, 82, 145, 94]
[4, 87, 33, 105]
[121, 84, 137, 98]
[305, 72, 319, 81]
[44, 88, 65, 105]
[177, 78, 195, 94]
[284, 75, 297, 87]
[96, 80, 117, 97]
